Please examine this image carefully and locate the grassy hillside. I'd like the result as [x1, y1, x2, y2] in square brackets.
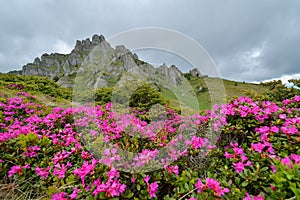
[162, 75, 268, 111]
[0, 74, 72, 108]
[0, 73, 270, 111]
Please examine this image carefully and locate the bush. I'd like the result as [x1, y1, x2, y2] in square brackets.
[261, 79, 300, 102]
[0, 74, 72, 100]
[129, 83, 166, 111]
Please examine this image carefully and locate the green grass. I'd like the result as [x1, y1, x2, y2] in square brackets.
[0, 176, 47, 200]
[160, 76, 268, 111]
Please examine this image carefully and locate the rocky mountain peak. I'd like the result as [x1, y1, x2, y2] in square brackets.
[73, 34, 106, 52]
[92, 34, 105, 44]
[11, 34, 200, 88]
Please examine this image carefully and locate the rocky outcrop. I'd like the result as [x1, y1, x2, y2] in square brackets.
[11, 34, 199, 89]
[188, 68, 208, 78]
[158, 64, 183, 85]
[189, 68, 201, 77]
[19, 34, 114, 87]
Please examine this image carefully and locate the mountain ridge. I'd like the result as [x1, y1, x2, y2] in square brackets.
[9, 34, 204, 89]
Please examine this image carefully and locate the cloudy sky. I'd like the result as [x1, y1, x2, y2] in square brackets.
[0, 0, 300, 82]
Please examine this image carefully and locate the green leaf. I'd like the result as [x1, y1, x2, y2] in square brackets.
[260, 167, 268, 172]
[291, 187, 300, 198]
[239, 172, 246, 179]
[286, 174, 294, 180]
[241, 181, 249, 187]
[125, 192, 134, 198]
[86, 195, 95, 200]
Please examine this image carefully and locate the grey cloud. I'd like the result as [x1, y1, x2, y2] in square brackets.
[0, 0, 300, 82]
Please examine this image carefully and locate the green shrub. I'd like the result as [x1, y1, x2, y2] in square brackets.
[0, 74, 72, 100]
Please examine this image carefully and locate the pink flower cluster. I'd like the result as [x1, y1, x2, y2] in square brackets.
[52, 150, 72, 164]
[35, 166, 51, 179]
[53, 162, 72, 179]
[189, 136, 210, 149]
[225, 142, 252, 173]
[99, 148, 121, 167]
[243, 192, 264, 200]
[194, 177, 229, 197]
[74, 159, 97, 186]
[23, 145, 41, 158]
[1, 92, 300, 199]
[92, 167, 126, 198]
[280, 154, 300, 168]
[133, 149, 159, 167]
[8, 164, 30, 177]
[144, 175, 159, 198]
[164, 164, 179, 175]
[251, 141, 274, 155]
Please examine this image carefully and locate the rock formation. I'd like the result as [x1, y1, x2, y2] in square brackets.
[11, 34, 200, 89]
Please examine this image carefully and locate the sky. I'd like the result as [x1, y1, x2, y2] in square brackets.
[0, 0, 300, 83]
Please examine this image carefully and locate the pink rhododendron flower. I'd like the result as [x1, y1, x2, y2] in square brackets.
[281, 126, 298, 135]
[131, 175, 135, 183]
[23, 145, 40, 158]
[281, 156, 292, 168]
[107, 167, 120, 180]
[69, 187, 80, 199]
[270, 165, 276, 173]
[51, 192, 68, 200]
[278, 114, 286, 119]
[243, 192, 264, 200]
[133, 149, 159, 167]
[270, 126, 279, 133]
[8, 165, 23, 177]
[35, 166, 50, 179]
[225, 151, 234, 159]
[195, 178, 204, 193]
[190, 136, 209, 149]
[206, 178, 230, 197]
[8, 164, 30, 177]
[100, 148, 121, 167]
[23, 163, 30, 169]
[270, 185, 276, 191]
[52, 150, 72, 164]
[241, 155, 249, 162]
[107, 179, 126, 197]
[148, 182, 159, 198]
[290, 154, 300, 164]
[143, 175, 159, 198]
[74, 159, 97, 186]
[53, 163, 68, 179]
[251, 143, 266, 153]
[92, 176, 126, 197]
[233, 162, 245, 173]
[195, 178, 229, 197]
[164, 165, 179, 175]
[81, 150, 91, 159]
[89, 129, 98, 137]
[233, 146, 244, 156]
[144, 175, 151, 184]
